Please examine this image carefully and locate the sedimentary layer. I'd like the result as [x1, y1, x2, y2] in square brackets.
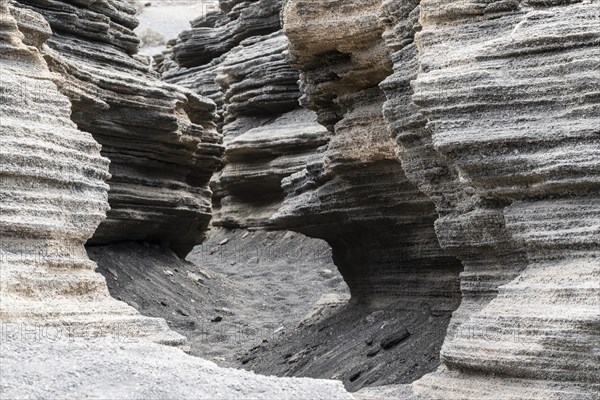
[162, 1, 329, 229]
[230, 0, 462, 390]
[0, 0, 182, 344]
[282, 0, 599, 397]
[376, 0, 600, 398]
[279, 0, 462, 305]
[12, 0, 224, 257]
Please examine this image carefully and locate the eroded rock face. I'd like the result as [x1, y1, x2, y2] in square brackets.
[403, 2, 600, 398]
[280, 0, 462, 305]
[11, 0, 223, 257]
[236, 0, 461, 390]
[283, 0, 599, 397]
[162, 1, 330, 229]
[0, 0, 182, 344]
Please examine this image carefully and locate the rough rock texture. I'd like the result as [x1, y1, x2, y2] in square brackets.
[0, 4, 355, 398]
[162, 1, 329, 228]
[234, 0, 463, 391]
[282, 0, 599, 397]
[405, 2, 600, 398]
[11, 0, 224, 257]
[172, 0, 281, 70]
[210, 32, 330, 227]
[156, 2, 463, 391]
[0, 0, 182, 344]
[279, 0, 462, 311]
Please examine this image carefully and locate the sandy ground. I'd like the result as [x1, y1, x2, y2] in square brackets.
[241, 299, 451, 392]
[90, 228, 448, 393]
[0, 329, 353, 400]
[89, 228, 349, 367]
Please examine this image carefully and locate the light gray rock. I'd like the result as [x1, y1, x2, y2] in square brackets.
[281, 0, 600, 397]
[378, 0, 600, 398]
[0, 0, 182, 345]
[12, 0, 224, 257]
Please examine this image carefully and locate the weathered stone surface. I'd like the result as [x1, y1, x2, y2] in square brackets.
[12, 0, 224, 257]
[171, 0, 281, 69]
[230, 0, 462, 390]
[281, 0, 599, 397]
[0, 0, 182, 344]
[377, 0, 600, 398]
[163, 1, 329, 229]
[214, 108, 329, 227]
[280, 0, 462, 305]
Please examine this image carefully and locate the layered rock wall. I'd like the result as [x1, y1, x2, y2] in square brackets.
[283, 0, 599, 397]
[162, 0, 330, 229]
[404, 2, 600, 398]
[165, 0, 463, 306]
[280, 0, 462, 305]
[12, 0, 223, 257]
[0, 0, 182, 344]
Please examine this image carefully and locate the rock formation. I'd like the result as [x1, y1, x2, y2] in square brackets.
[150, 1, 464, 389]
[0, 3, 356, 398]
[3, 0, 597, 397]
[279, 0, 599, 397]
[402, 1, 600, 398]
[161, 1, 329, 229]
[279, 0, 462, 310]
[157, 3, 464, 388]
[11, 0, 224, 257]
[0, 0, 182, 344]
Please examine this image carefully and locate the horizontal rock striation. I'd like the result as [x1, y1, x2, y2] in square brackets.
[162, 1, 330, 229]
[241, 0, 463, 390]
[12, 0, 223, 257]
[214, 107, 329, 227]
[280, 0, 462, 307]
[0, 0, 182, 344]
[377, 0, 599, 398]
[211, 32, 330, 227]
[281, 0, 599, 395]
[172, 0, 281, 69]
[163, 0, 283, 118]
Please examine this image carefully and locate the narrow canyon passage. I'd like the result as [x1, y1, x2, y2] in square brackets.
[1, 0, 598, 399]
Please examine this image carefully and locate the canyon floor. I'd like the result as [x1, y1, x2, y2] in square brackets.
[0, 330, 353, 400]
[90, 228, 450, 392]
[90, 228, 349, 366]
